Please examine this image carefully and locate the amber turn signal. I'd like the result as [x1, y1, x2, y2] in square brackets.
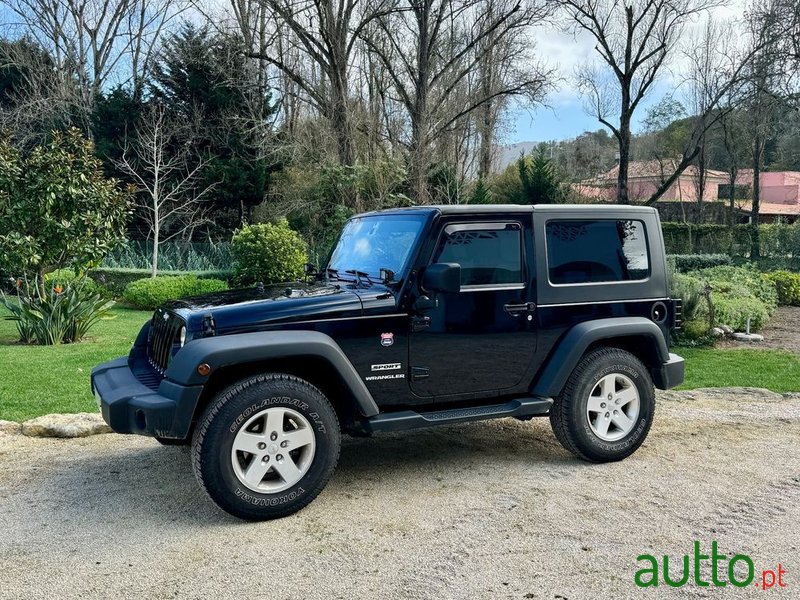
[197, 363, 211, 376]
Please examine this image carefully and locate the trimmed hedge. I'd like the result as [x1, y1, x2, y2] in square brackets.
[765, 270, 800, 306]
[661, 222, 800, 258]
[89, 268, 233, 296]
[667, 254, 731, 272]
[122, 275, 229, 310]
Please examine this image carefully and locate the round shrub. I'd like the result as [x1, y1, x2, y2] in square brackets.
[123, 275, 228, 310]
[765, 270, 800, 306]
[231, 220, 308, 285]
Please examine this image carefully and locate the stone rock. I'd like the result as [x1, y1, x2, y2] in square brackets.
[732, 332, 764, 342]
[21, 413, 112, 438]
[0, 420, 22, 435]
[711, 327, 725, 337]
[720, 325, 734, 335]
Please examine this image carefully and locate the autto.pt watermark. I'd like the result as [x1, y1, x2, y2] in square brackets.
[635, 540, 787, 590]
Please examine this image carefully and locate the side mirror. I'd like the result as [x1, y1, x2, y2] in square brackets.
[304, 263, 317, 276]
[422, 263, 461, 294]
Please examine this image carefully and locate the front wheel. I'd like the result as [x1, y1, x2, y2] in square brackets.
[550, 347, 655, 463]
[192, 374, 341, 520]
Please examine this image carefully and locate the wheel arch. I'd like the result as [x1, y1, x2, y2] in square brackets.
[164, 331, 379, 437]
[195, 356, 364, 432]
[531, 317, 670, 397]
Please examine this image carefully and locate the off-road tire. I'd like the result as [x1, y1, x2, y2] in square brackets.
[191, 373, 341, 520]
[550, 347, 655, 463]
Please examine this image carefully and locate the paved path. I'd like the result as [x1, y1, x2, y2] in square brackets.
[1, 388, 798, 599]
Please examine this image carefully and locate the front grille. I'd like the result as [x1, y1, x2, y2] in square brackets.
[147, 309, 184, 374]
[673, 298, 683, 330]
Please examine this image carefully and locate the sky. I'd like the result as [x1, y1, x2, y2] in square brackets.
[508, 1, 747, 145]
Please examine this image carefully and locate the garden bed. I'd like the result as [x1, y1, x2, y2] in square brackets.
[719, 306, 800, 354]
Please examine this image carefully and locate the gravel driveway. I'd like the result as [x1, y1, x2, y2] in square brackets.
[1, 388, 799, 599]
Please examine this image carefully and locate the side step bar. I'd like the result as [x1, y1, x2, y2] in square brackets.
[362, 396, 553, 433]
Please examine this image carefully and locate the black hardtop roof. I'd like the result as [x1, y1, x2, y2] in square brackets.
[358, 204, 658, 217]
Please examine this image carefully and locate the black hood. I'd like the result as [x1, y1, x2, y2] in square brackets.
[166, 281, 364, 335]
[165, 282, 362, 333]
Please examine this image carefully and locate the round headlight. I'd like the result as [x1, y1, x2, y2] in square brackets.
[179, 326, 187, 347]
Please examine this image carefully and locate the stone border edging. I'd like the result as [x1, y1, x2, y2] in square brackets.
[0, 413, 112, 438]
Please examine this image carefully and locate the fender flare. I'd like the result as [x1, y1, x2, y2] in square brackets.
[165, 330, 380, 417]
[530, 317, 670, 397]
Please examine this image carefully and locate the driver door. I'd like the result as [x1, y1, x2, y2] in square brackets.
[408, 221, 537, 399]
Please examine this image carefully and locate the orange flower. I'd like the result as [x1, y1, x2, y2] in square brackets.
[53, 284, 64, 294]
[15, 278, 21, 288]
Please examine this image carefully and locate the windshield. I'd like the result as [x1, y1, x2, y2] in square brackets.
[327, 214, 426, 280]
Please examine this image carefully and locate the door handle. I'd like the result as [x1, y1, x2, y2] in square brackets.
[411, 315, 431, 332]
[503, 302, 536, 316]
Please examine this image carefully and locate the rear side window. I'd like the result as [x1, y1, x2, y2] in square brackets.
[546, 220, 649, 284]
[435, 223, 523, 288]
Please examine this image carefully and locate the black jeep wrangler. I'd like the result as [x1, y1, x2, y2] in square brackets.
[93, 204, 684, 520]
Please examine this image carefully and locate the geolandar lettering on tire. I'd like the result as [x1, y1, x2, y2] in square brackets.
[193, 374, 341, 521]
[550, 347, 655, 463]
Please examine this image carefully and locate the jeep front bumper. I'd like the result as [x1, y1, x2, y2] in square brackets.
[91, 357, 203, 440]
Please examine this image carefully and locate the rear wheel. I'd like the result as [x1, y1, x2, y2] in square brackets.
[192, 373, 341, 520]
[550, 347, 655, 462]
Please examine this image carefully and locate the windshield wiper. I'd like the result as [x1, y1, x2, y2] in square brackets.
[324, 267, 341, 281]
[344, 269, 377, 287]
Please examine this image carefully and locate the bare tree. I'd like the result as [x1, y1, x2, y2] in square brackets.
[560, 0, 722, 203]
[473, 0, 546, 179]
[0, 38, 81, 147]
[641, 14, 769, 206]
[115, 105, 216, 277]
[367, 0, 552, 202]
[233, 0, 396, 166]
[718, 106, 747, 233]
[2, 0, 181, 122]
[741, 1, 785, 259]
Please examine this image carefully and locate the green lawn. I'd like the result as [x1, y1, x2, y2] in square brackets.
[676, 347, 800, 393]
[0, 307, 151, 422]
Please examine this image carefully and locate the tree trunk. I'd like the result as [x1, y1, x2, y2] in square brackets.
[750, 134, 762, 260]
[152, 224, 160, 278]
[477, 100, 493, 180]
[330, 77, 356, 167]
[728, 165, 737, 254]
[695, 138, 706, 224]
[617, 109, 631, 205]
[409, 116, 429, 204]
[409, 6, 432, 204]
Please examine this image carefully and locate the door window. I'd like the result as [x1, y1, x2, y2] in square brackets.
[434, 223, 523, 289]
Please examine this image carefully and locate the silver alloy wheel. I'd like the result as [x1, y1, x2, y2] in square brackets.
[230, 407, 316, 493]
[586, 373, 640, 442]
